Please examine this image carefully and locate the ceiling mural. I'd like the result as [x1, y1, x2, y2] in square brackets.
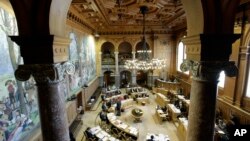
[69, 0, 186, 34]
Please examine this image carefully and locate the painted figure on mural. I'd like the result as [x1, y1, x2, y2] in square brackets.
[5, 80, 16, 109]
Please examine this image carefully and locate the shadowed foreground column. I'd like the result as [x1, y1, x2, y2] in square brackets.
[15, 63, 74, 141]
[181, 61, 237, 141]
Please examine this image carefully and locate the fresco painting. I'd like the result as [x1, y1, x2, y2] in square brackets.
[80, 35, 96, 85]
[68, 32, 81, 94]
[0, 8, 40, 141]
[67, 32, 96, 95]
[0, 6, 97, 140]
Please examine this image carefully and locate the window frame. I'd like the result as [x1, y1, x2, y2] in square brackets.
[176, 41, 189, 75]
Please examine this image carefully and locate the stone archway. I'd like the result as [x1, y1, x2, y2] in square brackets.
[120, 70, 132, 88]
[103, 70, 115, 87]
[101, 42, 115, 65]
[118, 41, 132, 65]
[136, 70, 148, 87]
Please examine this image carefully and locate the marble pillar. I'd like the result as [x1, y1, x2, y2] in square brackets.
[114, 52, 120, 87]
[15, 63, 75, 141]
[99, 52, 104, 86]
[131, 52, 137, 85]
[181, 61, 237, 141]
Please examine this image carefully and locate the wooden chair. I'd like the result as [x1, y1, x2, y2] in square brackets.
[111, 127, 123, 139]
[120, 133, 136, 141]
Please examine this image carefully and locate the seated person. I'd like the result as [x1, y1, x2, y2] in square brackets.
[156, 105, 161, 110]
[106, 100, 112, 108]
[162, 106, 167, 112]
[147, 135, 155, 141]
[84, 127, 95, 139]
[123, 95, 128, 100]
[101, 101, 108, 112]
[99, 111, 109, 124]
[101, 94, 106, 101]
[135, 94, 139, 98]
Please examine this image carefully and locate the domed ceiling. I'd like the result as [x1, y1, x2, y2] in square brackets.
[69, 0, 186, 34]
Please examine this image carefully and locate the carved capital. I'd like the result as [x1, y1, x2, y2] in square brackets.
[15, 62, 75, 84]
[181, 60, 238, 81]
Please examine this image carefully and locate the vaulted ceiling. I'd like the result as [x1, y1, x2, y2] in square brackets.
[69, 0, 187, 34]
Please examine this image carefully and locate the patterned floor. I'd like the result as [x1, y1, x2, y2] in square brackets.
[75, 89, 180, 141]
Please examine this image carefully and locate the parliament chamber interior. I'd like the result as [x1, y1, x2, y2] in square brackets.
[0, 0, 250, 141]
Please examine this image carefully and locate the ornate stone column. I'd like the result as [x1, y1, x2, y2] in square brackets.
[10, 35, 71, 141]
[15, 63, 74, 141]
[181, 32, 240, 141]
[114, 52, 120, 88]
[181, 60, 237, 141]
[131, 51, 137, 85]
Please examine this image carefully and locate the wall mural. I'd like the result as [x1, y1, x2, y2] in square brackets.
[68, 32, 81, 95]
[80, 35, 96, 85]
[0, 6, 97, 141]
[68, 32, 96, 95]
[0, 8, 40, 141]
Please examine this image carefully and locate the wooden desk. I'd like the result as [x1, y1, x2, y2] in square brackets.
[156, 79, 181, 91]
[155, 109, 169, 123]
[89, 126, 120, 141]
[155, 93, 170, 107]
[177, 118, 188, 141]
[167, 104, 181, 121]
[107, 113, 139, 138]
[157, 88, 169, 96]
[137, 97, 150, 104]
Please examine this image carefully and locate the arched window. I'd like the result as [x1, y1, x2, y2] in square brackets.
[245, 47, 250, 97]
[177, 42, 187, 73]
[218, 71, 225, 88]
[246, 76, 250, 97]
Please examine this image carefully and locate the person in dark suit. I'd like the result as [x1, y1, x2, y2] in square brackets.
[116, 100, 122, 116]
[84, 127, 95, 139]
[99, 111, 109, 124]
[102, 101, 108, 112]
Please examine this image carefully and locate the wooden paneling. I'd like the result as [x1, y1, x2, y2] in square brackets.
[82, 77, 100, 110]
[217, 98, 250, 124]
[66, 100, 77, 125]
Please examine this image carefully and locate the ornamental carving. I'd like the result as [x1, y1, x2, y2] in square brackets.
[180, 60, 238, 81]
[15, 62, 75, 84]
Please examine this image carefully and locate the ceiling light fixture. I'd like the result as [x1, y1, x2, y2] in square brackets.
[124, 6, 166, 71]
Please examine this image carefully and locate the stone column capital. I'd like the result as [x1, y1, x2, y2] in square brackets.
[181, 60, 238, 81]
[114, 51, 119, 55]
[15, 62, 75, 84]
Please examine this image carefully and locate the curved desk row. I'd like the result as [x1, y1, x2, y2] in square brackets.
[107, 113, 139, 138]
[89, 126, 120, 141]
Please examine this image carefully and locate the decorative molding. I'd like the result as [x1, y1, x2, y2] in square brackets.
[99, 30, 171, 35]
[180, 60, 238, 81]
[67, 11, 94, 32]
[53, 36, 71, 63]
[15, 62, 75, 84]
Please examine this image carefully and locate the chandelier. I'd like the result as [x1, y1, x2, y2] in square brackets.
[124, 6, 166, 71]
